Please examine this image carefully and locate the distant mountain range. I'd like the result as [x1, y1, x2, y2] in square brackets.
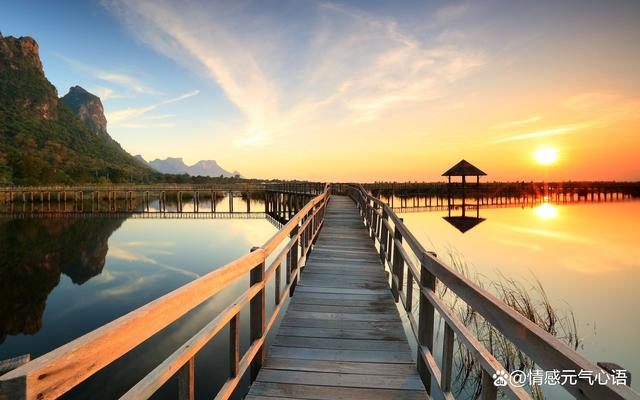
[136, 155, 241, 178]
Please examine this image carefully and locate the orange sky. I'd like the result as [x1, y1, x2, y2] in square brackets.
[17, 1, 638, 181]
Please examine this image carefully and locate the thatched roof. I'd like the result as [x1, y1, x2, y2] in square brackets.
[442, 159, 486, 177]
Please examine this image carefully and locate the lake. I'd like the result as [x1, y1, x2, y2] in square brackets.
[1, 195, 638, 398]
[398, 199, 640, 394]
[0, 196, 282, 399]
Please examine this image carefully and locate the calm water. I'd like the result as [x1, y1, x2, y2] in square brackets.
[399, 200, 640, 393]
[1, 196, 638, 397]
[0, 197, 282, 399]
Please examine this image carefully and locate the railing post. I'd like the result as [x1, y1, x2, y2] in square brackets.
[481, 369, 498, 400]
[379, 208, 388, 264]
[391, 223, 403, 302]
[229, 314, 239, 378]
[441, 323, 454, 394]
[178, 357, 195, 400]
[289, 225, 299, 296]
[370, 201, 377, 240]
[249, 246, 265, 383]
[417, 253, 436, 393]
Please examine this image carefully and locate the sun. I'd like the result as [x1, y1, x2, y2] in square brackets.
[533, 146, 559, 165]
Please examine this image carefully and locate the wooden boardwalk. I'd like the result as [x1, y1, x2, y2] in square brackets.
[247, 195, 427, 400]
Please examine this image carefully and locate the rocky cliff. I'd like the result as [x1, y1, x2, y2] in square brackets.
[61, 86, 109, 137]
[0, 32, 158, 184]
[0, 31, 58, 120]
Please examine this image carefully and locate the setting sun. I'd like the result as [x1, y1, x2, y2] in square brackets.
[534, 147, 559, 165]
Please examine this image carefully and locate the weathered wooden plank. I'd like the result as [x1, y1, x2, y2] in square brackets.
[290, 297, 392, 307]
[284, 310, 400, 321]
[273, 336, 410, 352]
[280, 317, 404, 331]
[277, 326, 407, 341]
[295, 286, 390, 295]
[0, 355, 30, 376]
[292, 290, 391, 300]
[257, 369, 424, 390]
[267, 347, 414, 364]
[288, 303, 396, 314]
[298, 280, 389, 290]
[262, 358, 418, 376]
[249, 382, 427, 400]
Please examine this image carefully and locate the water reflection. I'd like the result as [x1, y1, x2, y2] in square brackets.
[399, 201, 640, 392]
[0, 215, 279, 399]
[0, 218, 124, 344]
[442, 216, 486, 233]
[534, 202, 558, 220]
[443, 200, 485, 234]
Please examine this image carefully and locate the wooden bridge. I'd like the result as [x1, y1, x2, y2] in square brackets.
[247, 195, 425, 399]
[0, 185, 638, 400]
[0, 182, 322, 214]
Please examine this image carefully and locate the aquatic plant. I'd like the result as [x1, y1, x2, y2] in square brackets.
[410, 249, 582, 399]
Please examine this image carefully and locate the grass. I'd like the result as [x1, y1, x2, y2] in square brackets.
[407, 249, 582, 400]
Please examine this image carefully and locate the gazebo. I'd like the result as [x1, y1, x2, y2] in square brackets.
[442, 159, 487, 188]
[441, 159, 487, 232]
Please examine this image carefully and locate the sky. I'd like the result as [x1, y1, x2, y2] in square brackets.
[1, 0, 639, 182]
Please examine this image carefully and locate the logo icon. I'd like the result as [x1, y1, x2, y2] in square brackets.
[492, 370, 509, 387]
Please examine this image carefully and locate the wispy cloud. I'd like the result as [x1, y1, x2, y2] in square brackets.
[103, 0, 486, 146]
[89, 86, 122, 100]
[491, 115, 542, 129]
[57, 53, 160, 96]
[482, 124, 591, 146]
[106, 90, 199, 126]
[563, 92, 640, 122]
[436, 3, 470, 21]
[108, 245, 199, 278]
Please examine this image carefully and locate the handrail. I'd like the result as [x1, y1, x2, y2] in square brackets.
[347, 184, 639, 400]
[0, 184, 331, 400]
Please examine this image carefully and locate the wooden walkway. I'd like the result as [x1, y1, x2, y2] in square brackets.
[247, 195, 427, 400]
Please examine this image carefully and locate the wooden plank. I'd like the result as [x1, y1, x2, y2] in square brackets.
[295, 286, 390, 295]
[292, 291, 391, 301]
[273, 336, 410, 352]
[263, 358, 418, 376]
[284, 310, 400, 321]
[0, 356, 30, 376]
[277, 326, 407, 341]
[288, 303, 396, 314]
[249, 382, 427, 400]
[268, 346, 413, 364]
[256, 369, 424, 390]
[290, 297, 392, 307]
[280, 318, 404, 331]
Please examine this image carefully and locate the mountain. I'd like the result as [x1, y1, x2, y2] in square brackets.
[0, 32, 158, 184]
[188, 159, 240, 177]
[137, 155, 241, 177]
[61, 86, 108, 137]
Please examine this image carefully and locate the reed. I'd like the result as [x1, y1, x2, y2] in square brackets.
[432, 249, 582, 399]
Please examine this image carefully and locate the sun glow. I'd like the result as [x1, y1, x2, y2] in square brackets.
[534, 203, 558, 220]
[533, 146, 559, 165]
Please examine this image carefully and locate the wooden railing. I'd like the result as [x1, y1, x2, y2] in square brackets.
[0, 185, 331, 400]
[348, 185, 639, 400]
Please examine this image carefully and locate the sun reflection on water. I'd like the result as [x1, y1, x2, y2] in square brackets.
[534, 202, 558, 220]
